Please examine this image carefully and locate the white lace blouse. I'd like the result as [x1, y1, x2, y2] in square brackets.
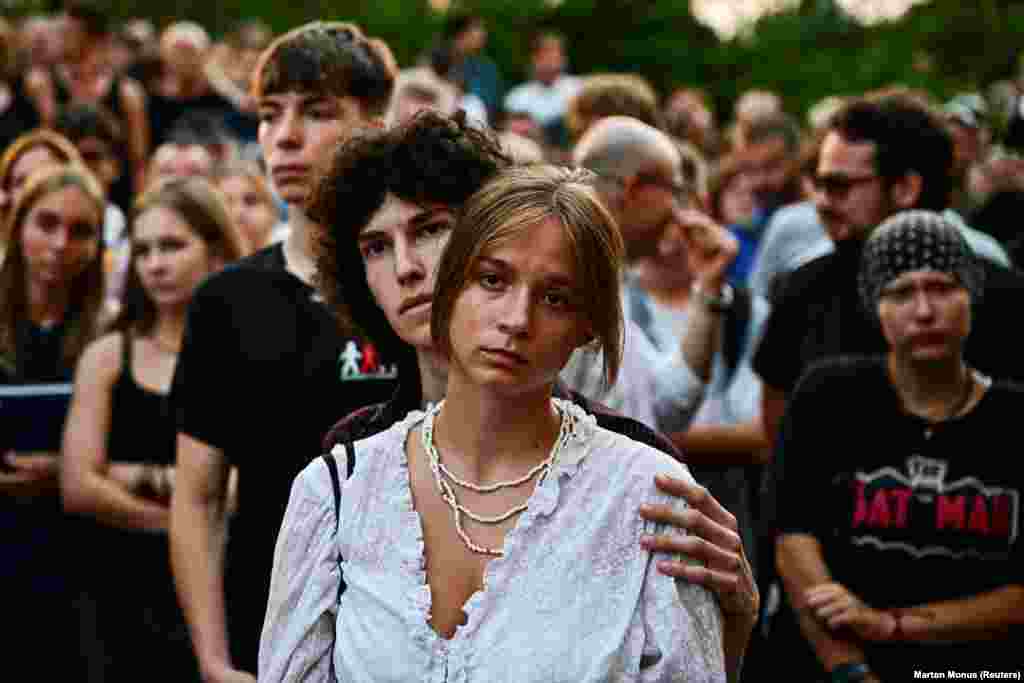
[259, 399, 725, 682]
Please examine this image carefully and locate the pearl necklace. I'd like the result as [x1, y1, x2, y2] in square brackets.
[421, 401, 572, 556]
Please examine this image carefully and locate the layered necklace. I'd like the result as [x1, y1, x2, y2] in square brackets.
[421, 401, 572, 556]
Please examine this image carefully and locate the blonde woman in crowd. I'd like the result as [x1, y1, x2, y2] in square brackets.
[0, 129, 81, 247]
[214, 160, 284, 253]
[0, 164, 106, 680]
[62, 177, 244, 683]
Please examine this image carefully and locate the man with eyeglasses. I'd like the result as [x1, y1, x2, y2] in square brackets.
[750, 95, 1024, 683]
[749, 99, 1008, 304]
[561, 115, 740, 437]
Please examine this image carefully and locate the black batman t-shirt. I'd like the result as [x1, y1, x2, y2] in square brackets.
[775, 355, 1023, 678]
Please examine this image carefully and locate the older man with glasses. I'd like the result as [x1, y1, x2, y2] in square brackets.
[560, 116, 739, 438]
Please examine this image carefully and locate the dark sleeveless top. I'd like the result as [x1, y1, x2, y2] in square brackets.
[1, 317, 75, 384]
[0, 75, 41, 152]
[105, 333, 175, 466]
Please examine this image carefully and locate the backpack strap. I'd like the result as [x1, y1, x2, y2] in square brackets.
[320, 453, 342, 534]
[319, 439, 356, 601]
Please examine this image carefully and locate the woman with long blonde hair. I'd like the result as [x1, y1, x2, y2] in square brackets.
[0, 163, 106, 680]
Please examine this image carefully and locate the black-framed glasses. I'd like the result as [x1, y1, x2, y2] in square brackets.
[812, 172, 880, 199]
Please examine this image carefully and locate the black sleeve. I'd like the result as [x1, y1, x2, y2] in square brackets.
[569, 390, 685, 463]
[752, 272, 810, 394]
[774, 361, 845, 539]
[169, 271, 243, 455]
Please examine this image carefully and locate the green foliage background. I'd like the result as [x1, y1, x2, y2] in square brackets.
[8, 0, 1024, 122]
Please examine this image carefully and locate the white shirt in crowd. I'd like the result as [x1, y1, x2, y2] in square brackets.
[259, 399, 725, 683]
[504, 74, 582, 127]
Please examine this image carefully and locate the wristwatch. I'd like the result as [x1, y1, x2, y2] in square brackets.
[692, 281, 734, 313]
[830, 662, 873, 683]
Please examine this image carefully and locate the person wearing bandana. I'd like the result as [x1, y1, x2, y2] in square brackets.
[774, 210, 1024, 682]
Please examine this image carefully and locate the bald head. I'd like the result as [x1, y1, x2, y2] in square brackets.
[572, 116, 679, 178]
[572, 116, 684, 262]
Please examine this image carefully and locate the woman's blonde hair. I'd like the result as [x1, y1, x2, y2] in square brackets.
[431, 164, 625, 388]
[0, 164, 106, 374]
[213, 160, 276, 212]
[112, 176, 245, 335]
[567, 73, 662, 141]
[0, 129, 82, 194]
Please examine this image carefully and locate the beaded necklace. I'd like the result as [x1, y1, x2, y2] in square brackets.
[421, 400, 573, 556]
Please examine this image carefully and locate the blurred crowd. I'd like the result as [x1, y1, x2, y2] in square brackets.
[2, 1, 1023, 681]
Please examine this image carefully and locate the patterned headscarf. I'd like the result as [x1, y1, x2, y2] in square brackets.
[858, 210, 984, 322]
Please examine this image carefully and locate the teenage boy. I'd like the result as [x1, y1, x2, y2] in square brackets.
[168, 23, 399, 681]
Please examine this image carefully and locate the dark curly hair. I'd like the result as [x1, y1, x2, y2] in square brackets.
[307, 111, 510, 368]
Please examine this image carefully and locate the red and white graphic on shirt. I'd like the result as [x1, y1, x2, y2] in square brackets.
[849, 456, 1019, 560]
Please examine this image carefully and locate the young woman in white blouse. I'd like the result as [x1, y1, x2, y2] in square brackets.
[261, 163, 726, 681]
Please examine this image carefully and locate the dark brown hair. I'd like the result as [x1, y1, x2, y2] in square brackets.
[252, 21, 396, 118]
[308, 111, 509, 363]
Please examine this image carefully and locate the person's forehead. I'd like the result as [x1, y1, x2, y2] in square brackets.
[885, 268, 957, 288]
[360, 196, 453, 236]
[135, 204, 191, 232]
[818, 132, 876, 171]
[34, 185, 95, 214]
[15, 145, 60, 168]
[484, 217, 577, 278]
[258, 90, 348, 108]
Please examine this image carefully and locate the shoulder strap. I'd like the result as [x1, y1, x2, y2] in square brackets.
[320, 453, 342, 535]
[319, 439, 356, 535]
[122, 331, 133, 373]
[320, 439, 356, 604]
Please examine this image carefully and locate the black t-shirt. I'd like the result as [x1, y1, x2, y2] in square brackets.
[170, 243, 396, 672]
[776, 355, 1023, 677]
[753, 246, 1024, 394]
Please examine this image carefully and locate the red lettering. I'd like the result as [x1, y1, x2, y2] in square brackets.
[937, 495, 966, 531]
[853, 481, 869, 528]
[868, 489, 891, 528]
[360, 344, 379, 374]
[991, 495, 1012, 538]
[890, 488, 912, 528]
[968, 496, 990, 535]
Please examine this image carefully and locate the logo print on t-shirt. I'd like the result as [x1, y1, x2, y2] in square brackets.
[848, 456, 1019, 560]
[338, 340, 398, 382]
